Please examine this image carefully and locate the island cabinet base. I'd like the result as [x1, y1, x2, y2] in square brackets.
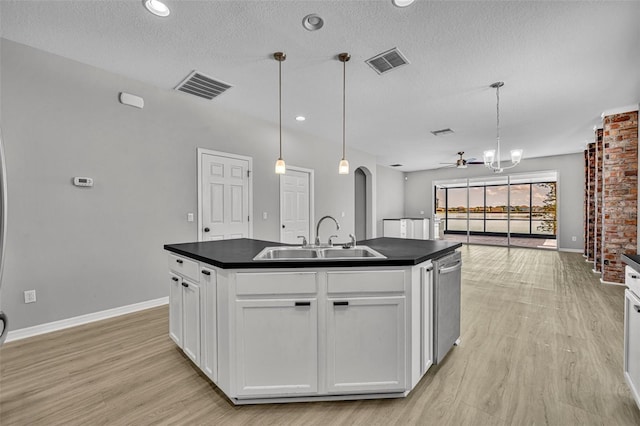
[166, 251, 442, 405]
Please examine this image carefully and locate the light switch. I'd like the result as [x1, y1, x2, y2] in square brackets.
[187, 213, 194, 222]
[420, 211, 425, 215]
[341, 212, 345, 218]
[263, 212, 268, 220]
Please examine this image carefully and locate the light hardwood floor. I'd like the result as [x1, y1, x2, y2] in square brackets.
[1, 245, 639, 425]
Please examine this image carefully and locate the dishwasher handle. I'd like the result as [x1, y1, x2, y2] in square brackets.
[439, 260, 462, 275]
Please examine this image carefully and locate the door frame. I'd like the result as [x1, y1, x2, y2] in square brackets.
[197, 148, 253, 242]
[279, 165, 315, 243]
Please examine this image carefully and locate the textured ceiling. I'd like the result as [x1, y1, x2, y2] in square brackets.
[1, 0, 639, 171]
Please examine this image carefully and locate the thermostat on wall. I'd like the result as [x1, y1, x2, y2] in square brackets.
[73, 177, 93, 187]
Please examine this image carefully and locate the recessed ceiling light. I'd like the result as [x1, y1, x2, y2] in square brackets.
[302, 14, 324, 31]
[392, 0, 415, 7]
[295, 116, 306, 122]
[144, 0, 170, 17]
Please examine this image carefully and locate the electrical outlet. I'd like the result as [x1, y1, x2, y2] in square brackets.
[24, 290, 36, 304]
[263, 212, 268, 220]
[187, 213, 194, 222]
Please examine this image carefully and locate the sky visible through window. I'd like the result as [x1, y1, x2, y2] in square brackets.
[446, 184, 549, 208]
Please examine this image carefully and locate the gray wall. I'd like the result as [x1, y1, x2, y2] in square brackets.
[404, 153, 584, 251]
[0, 39, 386, 329]
[375, 165, 405, 237]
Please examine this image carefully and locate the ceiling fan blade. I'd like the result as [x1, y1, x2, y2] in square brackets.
[467, 161, 485, 165]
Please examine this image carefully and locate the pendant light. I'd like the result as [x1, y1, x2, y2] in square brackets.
[338, 53, 351, 175]
[274, 52, 286, 174]
[483, 82, 523, 173]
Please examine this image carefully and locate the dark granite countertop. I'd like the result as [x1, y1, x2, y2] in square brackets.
[622, 254, 640, 272]
[164, 237, 461, 269]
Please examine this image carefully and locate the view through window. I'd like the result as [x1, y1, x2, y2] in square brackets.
[434, 172, 557, 249]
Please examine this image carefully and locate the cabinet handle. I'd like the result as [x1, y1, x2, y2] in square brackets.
[201, 270, 211, 276]
[333, 301, 349, 306]
[176, 259, 184, 264]
[182, 282, 189, 288]
[631, 274, 639, 279]
[635, 305, 640, 313]
[295, 301, 311, 307]
[172, 277, 179, 282]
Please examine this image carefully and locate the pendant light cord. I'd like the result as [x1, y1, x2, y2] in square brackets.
[342, 57, 346, 160]
[279, 57, 283, 160]
[495, 82, 501, 168]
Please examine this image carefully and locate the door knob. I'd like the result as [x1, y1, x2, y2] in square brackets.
[204, 227, 210, 232]
[282, 225, 285, 229]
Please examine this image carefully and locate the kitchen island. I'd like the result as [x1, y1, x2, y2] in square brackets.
[164, 237, 461, 405]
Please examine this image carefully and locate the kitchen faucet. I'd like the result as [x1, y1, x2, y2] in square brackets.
[315, 216, 340, 246]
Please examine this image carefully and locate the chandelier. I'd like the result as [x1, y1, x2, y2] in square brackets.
[483, 82, 523, 173]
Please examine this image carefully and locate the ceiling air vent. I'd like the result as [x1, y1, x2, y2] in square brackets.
[365, 48, 409, 75]
[431, 128, 454, 136]
[175, 71, 232, 100]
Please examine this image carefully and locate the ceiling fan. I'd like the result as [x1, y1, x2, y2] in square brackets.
[439, 151, 483, 169]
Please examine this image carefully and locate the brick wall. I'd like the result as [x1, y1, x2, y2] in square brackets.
[601, 111, 638, 283]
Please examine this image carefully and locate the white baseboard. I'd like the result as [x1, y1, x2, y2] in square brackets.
[600, 278, 625, 287]
[5, 297, 168, 343]
[559, 248, 583, 253]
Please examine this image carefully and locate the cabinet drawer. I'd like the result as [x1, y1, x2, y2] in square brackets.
[168, 253, 199, 282]
[626, 266, 640, 297]
[327, 270, 405, 294]
[236, 272, 317, 296]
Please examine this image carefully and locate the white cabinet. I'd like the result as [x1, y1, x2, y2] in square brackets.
[182, 280, 201, 365]
[624, 288, 640, 409]
[168, 273, 201, 365]
[169, 273, 183, 347]
[168, 254, 202, 367]
[326, 296, 406, 394]
[235, 298, 318, 397]
[383, 218, 430, 239]
[200, 267, 217, 382]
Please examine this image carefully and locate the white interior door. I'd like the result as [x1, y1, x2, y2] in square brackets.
[280, 167, 313, 244]
[198, 149, 252, 241]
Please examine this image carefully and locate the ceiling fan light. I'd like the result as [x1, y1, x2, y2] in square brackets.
[144, 0, 170, 17]
[338, 159, 349, 175]
[483, 150, 495, 165]
[275, 158, 286, 174]
[510, 149, 523, 164]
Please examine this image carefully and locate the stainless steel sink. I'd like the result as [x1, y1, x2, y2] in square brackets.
[253, 245, 386, 261]
[253, 247, 318, 260]
[318, 247, 384, 259]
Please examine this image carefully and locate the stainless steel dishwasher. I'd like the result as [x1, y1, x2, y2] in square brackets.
[433, 250, 462, 364]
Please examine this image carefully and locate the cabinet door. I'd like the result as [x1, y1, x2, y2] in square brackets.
[327, 297, 406, 394]
[624, 289, 640, 409]
[182, 280, 201, 366]
[169, 273, 183, 347]
[200, 267, 217, 382]
[421, 265, 434, 375]
[235, 298, 317, 397]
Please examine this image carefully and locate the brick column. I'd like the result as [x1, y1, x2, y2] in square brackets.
[602, 111, 638, 283]
[594, 129, 603, 272]
[585, 140, 596, 260]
